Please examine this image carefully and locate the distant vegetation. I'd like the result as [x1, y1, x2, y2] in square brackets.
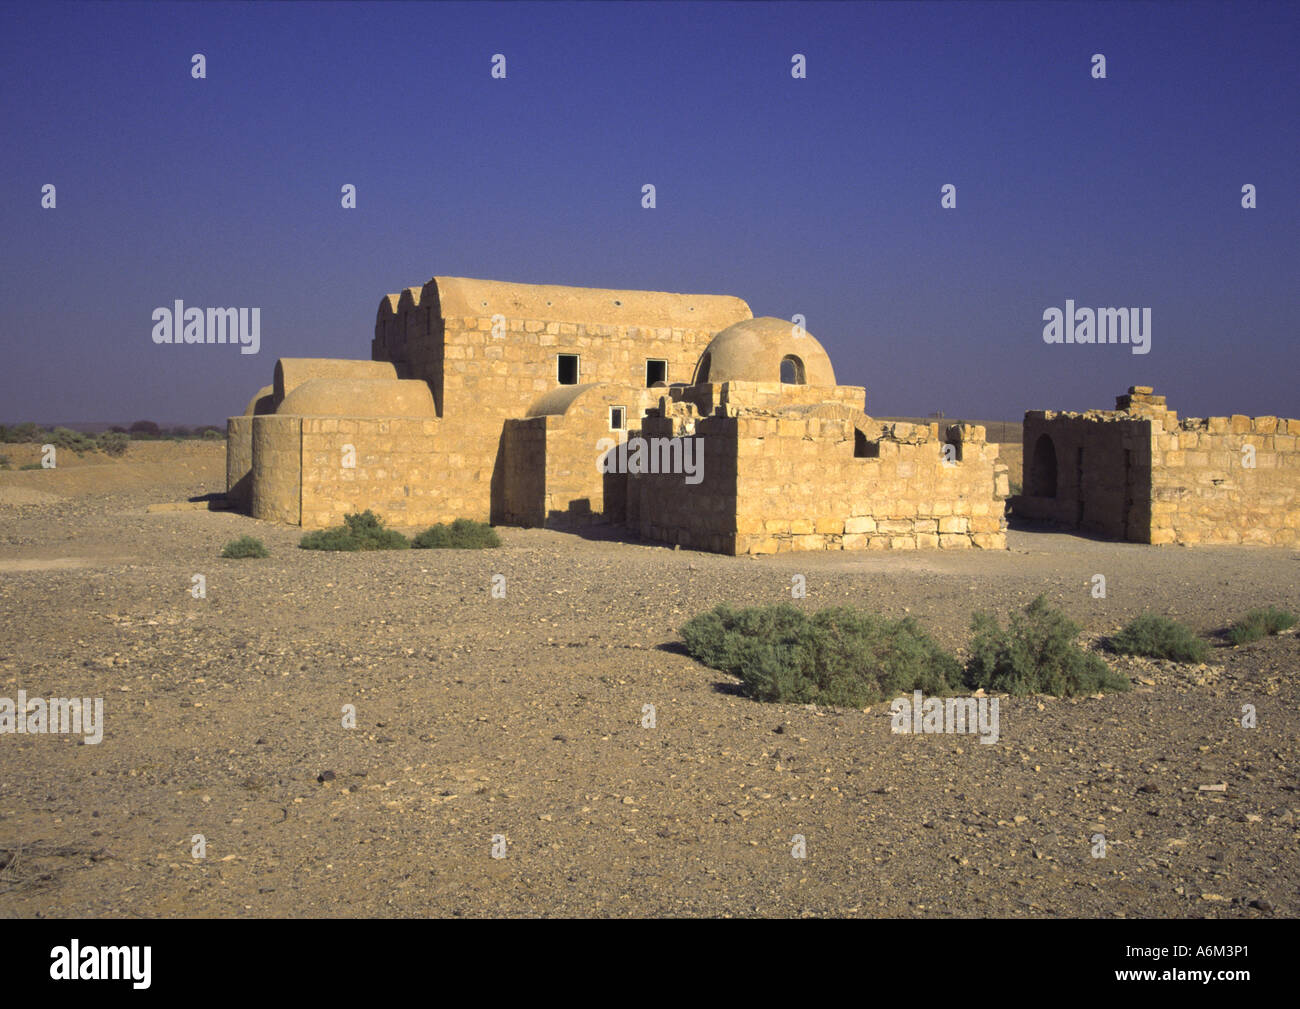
[0, 421, 223, 449]
[1226, 607, 1297, 646]
[412, 519, 501, 549]
[1108, 613, 1210, 663]
[299, 511, 410, 551]
[221, 536, 270, 559]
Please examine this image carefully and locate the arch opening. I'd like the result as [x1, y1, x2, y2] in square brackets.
[695, 352, 711, 385]
[1030, 434, 1058, 497]
[780, 355, 806, 385]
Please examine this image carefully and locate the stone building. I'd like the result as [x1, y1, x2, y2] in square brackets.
[1013, 386, 1300, 545]
[226, 276, 1009, 554]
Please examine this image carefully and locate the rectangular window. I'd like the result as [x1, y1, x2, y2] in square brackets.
[557, 354, 579, 385]
[645, 359, 667, 387]
[610, 406, 626, 431]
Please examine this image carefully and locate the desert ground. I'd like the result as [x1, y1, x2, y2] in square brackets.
[0, 441, 1296, 918]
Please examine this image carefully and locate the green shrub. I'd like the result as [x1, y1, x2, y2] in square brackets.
[200, 427, 223, 439]
[4, 422, 43, 444]
[966, 595, 1128, 696]
[19, 462, 43, 471]
[96, 431, 130, 457]
[221, 536, 269, 559]
[1226, 607, 1297, 646]
[680, 603, 963, 707]
[412, 518, 501, 549]
[48, 427, 96, 453]
[299, 510, 409, 551]
[1108, 613, 1210, 663]
[0, 454, 10, 469]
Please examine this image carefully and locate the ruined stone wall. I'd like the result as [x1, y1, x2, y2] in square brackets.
[674, 380, 865, 416]
[1016, 388, 1300, 545]
[1015, 412, 1154, 541]
[1151, 414, 1300, 545]
[627, 407, 1007, 555]
[627, 412, 739, 554]
[731, 415, 1007, 554]
[250, 415, 302, 525]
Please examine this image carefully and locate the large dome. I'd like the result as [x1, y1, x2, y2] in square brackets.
[692, 317, 836, 386]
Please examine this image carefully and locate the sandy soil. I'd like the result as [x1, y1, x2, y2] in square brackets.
[1, 443, 1296, 918]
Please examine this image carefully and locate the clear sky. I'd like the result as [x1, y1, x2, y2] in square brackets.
[2, 0, 1296, 425]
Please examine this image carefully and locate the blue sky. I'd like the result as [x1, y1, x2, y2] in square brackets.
[2, 0, 1296, 425]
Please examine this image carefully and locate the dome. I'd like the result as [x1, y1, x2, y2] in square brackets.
[692, 317, 836, 386]
[277, 378, 437, 419]
[525, 383, 653, 420]
[273, 358, 399, 404]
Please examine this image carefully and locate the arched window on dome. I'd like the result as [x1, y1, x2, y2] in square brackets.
[780, 355, 806, 384]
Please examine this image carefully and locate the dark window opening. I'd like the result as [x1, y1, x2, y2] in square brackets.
[645, 359, 667, 387]
[780, 355, 806, 385]
[557, 354, 579, 385]
[1029, 434, 1058, 497]
[610, 406, 626, 431]
[854, 429, 880, 458]
[695, 352, 711, 385]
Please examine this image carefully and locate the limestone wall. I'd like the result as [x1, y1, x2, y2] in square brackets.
[365, 279, 751, 533]
[730, 415, 1007, 554]
[1015, 411, 1154, 541]
[297, 417, 453, 530]
[251, 415, 302, 525]
[674, 380, 865, 416]
[627, 406, 1007, 556]
[1015, 387, 1300, 545]
[627, 412, 739, 554]
[495, 418, 547, 527]
[499, 383, 661, 527]
[1151, 415, 1300, 545]
[226, 416, 254, 509]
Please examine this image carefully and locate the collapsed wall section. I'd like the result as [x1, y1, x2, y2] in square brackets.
[731, 413, 1007, 554]
[1015, 387, 1300, 545]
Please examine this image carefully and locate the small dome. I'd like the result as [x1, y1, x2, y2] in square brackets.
[692, 317, 836, 386]
[277, 378, 437, 418]
[525, 383, 652, 420]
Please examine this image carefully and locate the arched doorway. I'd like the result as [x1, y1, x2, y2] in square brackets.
[1029, 434, 1058, 497]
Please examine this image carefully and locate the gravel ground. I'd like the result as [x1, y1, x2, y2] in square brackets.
[0, 444, 1297, 918]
